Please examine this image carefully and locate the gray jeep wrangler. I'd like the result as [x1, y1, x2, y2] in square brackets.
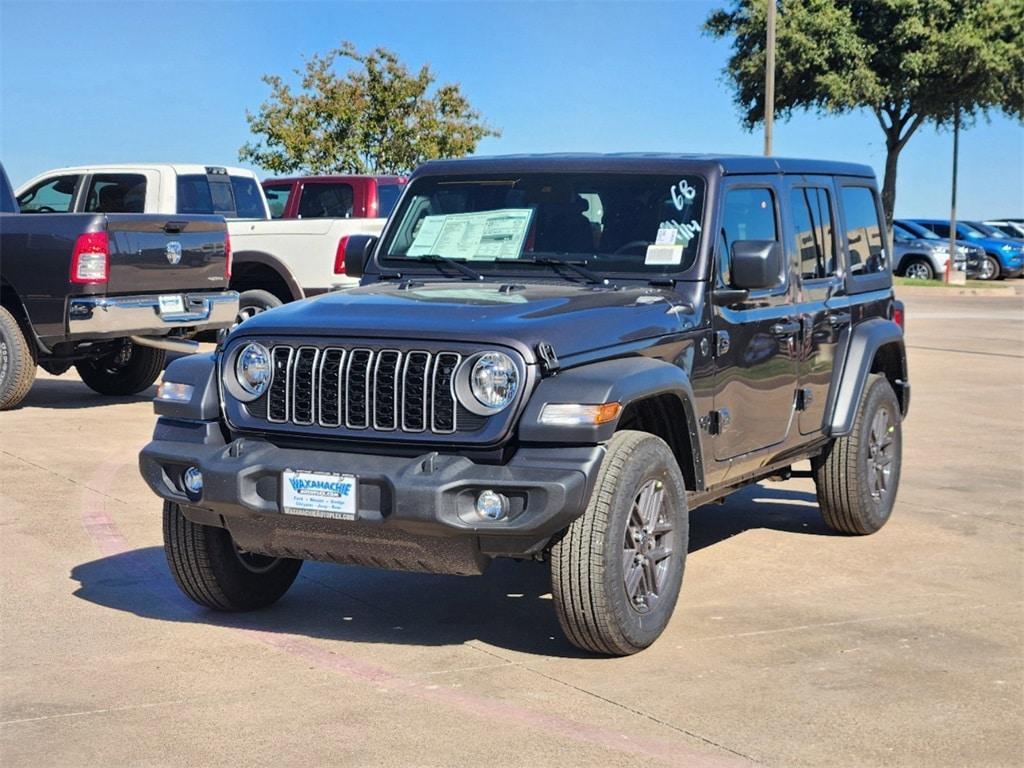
[140, 154, 909, 655]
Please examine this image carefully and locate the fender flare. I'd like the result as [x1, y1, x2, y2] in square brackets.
[827, 317, 907, 437]
[518, 356, 703, 483]
[231, 250, 304, 302]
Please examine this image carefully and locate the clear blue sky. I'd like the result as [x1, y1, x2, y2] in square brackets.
[1, 0, 1020, 219]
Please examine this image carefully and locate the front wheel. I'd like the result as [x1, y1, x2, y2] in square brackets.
[901, 257, 935, 280]
[978, 255, 1001, 281]
[75, 340, 165, 396]
[813, 374, 902, 535]
[163, 501, 302, 611]
[551, 431, 689, 656]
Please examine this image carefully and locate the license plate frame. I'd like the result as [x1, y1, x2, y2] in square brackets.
[281, 469, 358, 520]
[158, 294, 185, 315]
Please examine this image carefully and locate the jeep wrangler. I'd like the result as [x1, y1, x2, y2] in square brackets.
[139, 154, 909, 656]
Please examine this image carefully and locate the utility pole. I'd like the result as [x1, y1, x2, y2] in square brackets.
[948, 103, 960, 282]
[764, 0, 777, 156]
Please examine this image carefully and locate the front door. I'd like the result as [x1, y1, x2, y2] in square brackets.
[712, 182, 800, 461]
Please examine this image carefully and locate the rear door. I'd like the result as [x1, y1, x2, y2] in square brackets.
[711, 180, 800, 461]
[104, 215, 228, 295]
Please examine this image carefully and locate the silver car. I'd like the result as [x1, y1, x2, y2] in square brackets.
[893, 220, 982, 279]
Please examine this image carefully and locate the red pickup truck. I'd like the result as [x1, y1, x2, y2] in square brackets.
[262, 175, 406, 220]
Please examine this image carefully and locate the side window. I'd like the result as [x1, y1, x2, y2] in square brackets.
[717, 187, 778, 287]
[230, 176, 266, 219]
[376, 182, 404, 218]
[298, 183, 353, 218]
[926, 222, 950, 238]
[790, 187, 836, 280]
[841, 186, 886, 275]
[263, 184, 291, 218]
[84, 174, 147, 213]
[16, 175, 79, 213]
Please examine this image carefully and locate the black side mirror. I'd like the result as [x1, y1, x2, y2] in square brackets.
[730, 240, 784, 291]
[341, 235, 378, 279]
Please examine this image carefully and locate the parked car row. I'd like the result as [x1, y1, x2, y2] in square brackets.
[894, 217, 1024, 280]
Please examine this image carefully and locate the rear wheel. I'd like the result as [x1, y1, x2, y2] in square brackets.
[163, 501, 302, 611]
[75, 340, 165, 396]
[235, 289, 283, 327]
[551, 431, 688, 656]
[902, 258, 935, 280]
[814, 374, 902, 535]
[0, 306, 36, 410]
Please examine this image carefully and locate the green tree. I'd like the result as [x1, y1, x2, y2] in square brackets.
[705, 0, 1024, 227]
[240, 42, 500, 175]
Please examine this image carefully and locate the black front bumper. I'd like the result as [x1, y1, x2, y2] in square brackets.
[139, 421, 603, 574]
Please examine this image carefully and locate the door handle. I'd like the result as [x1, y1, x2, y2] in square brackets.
[771, 320, 801, 338]
[826, 312, 851, 327]
[163, 221, 187, 234]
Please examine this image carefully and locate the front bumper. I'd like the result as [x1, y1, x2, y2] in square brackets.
[139, 427, 603, 574]
[68, 291, 238, 337]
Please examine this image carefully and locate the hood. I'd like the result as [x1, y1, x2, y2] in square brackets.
[233, 280, 702, 363]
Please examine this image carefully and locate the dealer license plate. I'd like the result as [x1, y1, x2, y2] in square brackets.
[158, 294, 185, 315]
[281, 470, 357, 520]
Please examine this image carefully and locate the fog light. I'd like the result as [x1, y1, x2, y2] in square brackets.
[476, 489, 509, 520]
[183, 466, 203, 496]
[156, 381, 194, 402]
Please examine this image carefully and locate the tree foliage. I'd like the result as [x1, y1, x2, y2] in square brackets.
[240, 42, 500, 175]
[705, 0, 1024, 225]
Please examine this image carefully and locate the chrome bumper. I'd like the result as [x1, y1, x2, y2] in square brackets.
[68, 291, 239, 337]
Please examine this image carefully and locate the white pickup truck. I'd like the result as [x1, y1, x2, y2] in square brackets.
[15, 164, 388, 322]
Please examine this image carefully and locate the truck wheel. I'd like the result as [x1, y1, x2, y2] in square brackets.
[75, 341, 166, 396]
[814, 374, 902, 535]
[0, 306, 37, 410]
[163, 501, 302, 611]
[979, 255, 1001, 281]
[551, 430, 688, 656]
[235, 289, 282, 327]
[902, 258, 935, 280]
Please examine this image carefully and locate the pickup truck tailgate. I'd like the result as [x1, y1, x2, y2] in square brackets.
[105, 215, 229, 295]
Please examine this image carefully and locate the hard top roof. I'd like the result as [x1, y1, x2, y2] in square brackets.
[413, 152, 875, 179]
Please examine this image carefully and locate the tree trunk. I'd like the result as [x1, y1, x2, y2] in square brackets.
[880, 133, 901, 232]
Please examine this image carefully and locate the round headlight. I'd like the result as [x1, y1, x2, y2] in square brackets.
[235, 343, 272, 397]
[469, 351, 519, 411]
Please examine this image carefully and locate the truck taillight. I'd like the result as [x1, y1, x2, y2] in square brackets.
[892, 304, 905, 330]
[70, 232, 109, 284]
[334, 236, 349, 275]
[224, 231, 232, 279]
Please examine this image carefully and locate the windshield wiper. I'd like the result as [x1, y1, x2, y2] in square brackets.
[495, 256, 608, 285]
[407, 254, 484, 281]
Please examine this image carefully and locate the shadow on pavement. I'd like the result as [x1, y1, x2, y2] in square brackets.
[69, 484, 833, 657]
[16, 377, 156, 409]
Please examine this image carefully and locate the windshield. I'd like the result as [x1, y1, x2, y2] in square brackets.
[966, 221, 1006, 239]
[379, 173, 707, 275]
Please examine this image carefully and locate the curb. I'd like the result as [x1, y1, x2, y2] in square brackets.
[895, 284, 1021, 298]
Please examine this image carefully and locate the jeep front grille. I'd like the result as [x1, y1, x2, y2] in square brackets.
[258, 344, 466, 435]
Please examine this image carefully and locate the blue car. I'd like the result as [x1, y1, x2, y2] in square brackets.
[910, 219, 1024, 280]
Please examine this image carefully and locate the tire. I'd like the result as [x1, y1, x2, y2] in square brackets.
[551, 430, 689, 656]
[75, 341, 165, 396]
[163, 501, 302, 611]
[813, 374, 902, 535]
[979, 254, 1001, 281]
[235, 289, 283, 327]
[0, 306, 37, 410]
[901, 257, 935, 280]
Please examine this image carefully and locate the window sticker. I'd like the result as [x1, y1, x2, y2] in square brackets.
[407, 208, 533, 260]
[645, 244, 684, 265]
[657, 219, 701, 245]
[670, 179, 697, 211]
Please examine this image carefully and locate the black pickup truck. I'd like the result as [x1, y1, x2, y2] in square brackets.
[140, 154, 908, 656]
[0, 164, 238, 409]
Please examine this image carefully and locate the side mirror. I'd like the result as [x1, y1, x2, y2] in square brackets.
[730, 240, 784, 291]
[341, 235, 378, 279]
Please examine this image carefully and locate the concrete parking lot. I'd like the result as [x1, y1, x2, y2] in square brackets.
[1, 289, 1021, 767]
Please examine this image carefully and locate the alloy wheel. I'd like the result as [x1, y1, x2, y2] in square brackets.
[622, 478, 675, 614]
[867, 408, 896, 503]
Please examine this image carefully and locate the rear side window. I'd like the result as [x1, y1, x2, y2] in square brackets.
[230, 175, 266, 219]
[263, 184, 291, 218]
[841, 187, 886, 275]
[925, 222, 950, 238]
[298, 183, 353, 218]
[84, 173, 147, 213]
[717, 187, 778, 286]
[377, 182, 404, 218]
[17, 175, 79, 213]
[790, 187, 836, 280]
